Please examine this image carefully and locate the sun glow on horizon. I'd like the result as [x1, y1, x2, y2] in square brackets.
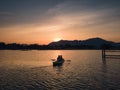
[53, 38, 61, 42]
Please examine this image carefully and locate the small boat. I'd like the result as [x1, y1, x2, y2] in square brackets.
[53, 61, 64, 66]
[53, 55, 64, 66]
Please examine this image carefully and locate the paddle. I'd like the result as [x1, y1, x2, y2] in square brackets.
[51, 59, 56, 61]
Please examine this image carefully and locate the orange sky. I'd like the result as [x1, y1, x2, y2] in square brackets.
[0, 0, 120, 44]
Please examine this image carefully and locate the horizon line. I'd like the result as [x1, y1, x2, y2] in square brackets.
[0, 37, 120, 45]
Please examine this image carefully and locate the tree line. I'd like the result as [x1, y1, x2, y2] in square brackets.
[0, 42, 119, 50]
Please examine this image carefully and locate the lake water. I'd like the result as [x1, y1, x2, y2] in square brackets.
[0, 50, 120, 90]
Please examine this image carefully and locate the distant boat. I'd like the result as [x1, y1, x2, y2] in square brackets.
[53, 55, 64, 66]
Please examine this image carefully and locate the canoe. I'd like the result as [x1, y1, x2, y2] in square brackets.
[53, 61, 64, 66]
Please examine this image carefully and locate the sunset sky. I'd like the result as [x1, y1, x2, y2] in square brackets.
[0, 0, 120, 44]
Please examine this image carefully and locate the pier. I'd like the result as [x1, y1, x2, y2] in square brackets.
[102, 49, 120, 60]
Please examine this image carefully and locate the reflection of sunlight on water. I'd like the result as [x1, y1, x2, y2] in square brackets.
[0, 50, 101, 68]
[52, 50, 62, 58]
[0, 50, 71, 68]
[4, 60, 51, 67]
[0, 50, 120, 90]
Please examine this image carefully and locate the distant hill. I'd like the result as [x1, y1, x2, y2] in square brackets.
[48, 37, 119, 49]
[80, 37, 115, 47]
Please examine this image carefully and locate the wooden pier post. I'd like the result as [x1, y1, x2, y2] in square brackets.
[102, 49, 106, 59]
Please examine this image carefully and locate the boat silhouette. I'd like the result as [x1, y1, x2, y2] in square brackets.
[53, 55, 64, 66]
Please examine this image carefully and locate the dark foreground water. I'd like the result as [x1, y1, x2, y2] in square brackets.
[0, 50, 120, 90]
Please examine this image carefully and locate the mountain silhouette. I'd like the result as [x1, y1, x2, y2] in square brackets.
[0, 37, 120, 50]
[48, 37, 116, 47]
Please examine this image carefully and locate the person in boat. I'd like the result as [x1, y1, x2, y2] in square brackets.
[57, 55, 64, 62]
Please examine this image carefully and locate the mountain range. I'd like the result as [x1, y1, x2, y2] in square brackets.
[0, 37, 120, 50]
[48, 37, 120, 49]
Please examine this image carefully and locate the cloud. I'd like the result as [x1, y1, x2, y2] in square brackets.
[0, 0, 120, 28]
[46, 0, 120, 26]
[0, 0, 65, 27]
[0, 0, 119, 37]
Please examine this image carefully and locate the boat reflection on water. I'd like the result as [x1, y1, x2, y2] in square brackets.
[53, 65, 63, 74]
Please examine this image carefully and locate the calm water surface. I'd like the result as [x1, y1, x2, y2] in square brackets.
[0, 50, 120, 90]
